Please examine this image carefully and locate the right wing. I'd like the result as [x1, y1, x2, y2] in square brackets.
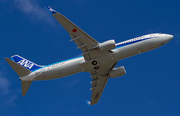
[46, 6, 99, 61]
[88, 62, 117, 105]
[90, 74, 109, 105]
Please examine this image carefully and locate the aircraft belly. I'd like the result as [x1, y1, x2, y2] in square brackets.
[80, 53, 115, 72]
[37, 59, 83, 80]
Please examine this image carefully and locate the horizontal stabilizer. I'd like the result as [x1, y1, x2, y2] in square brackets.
[5, 58, 31, 77]
[22, 81, 32, 96]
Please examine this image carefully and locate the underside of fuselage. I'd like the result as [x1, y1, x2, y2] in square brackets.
[33, 33, 173, 81]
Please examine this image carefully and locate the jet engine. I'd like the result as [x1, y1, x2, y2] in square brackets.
[98, 40, 116, 51]
[109, 66, 126, 78]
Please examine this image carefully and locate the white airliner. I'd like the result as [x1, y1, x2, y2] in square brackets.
[5, 6, 173, 106]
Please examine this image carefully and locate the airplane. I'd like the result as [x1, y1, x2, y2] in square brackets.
[5, 6, 173, 106]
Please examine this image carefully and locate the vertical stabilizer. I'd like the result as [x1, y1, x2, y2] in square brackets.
[11, 55, 44, 72]
[5, 57, 33, 96]
[22, 81, 32, 96]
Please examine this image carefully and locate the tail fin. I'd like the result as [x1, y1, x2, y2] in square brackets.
[5, 58, 33, 96]
[11, 55, 43, 72]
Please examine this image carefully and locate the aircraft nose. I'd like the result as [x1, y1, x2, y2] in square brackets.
[164, 34, 173, 43]
[167, 34, 174, 40]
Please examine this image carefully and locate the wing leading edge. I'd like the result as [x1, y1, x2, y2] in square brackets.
[46, 6, 99, 61]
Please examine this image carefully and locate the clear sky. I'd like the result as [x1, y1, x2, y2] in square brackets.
[0, 0, 180, 115]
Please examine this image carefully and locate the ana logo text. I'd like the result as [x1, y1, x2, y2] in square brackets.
[17, 60, 34, 69]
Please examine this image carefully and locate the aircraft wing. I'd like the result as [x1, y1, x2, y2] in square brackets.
[46, 6, 99, 61]
[90, 74, 109, 105]
[87, 62, 117, 105]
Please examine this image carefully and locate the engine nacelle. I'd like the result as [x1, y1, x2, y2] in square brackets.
[98, 40, 116, 51]
[109, 66, 126, 78]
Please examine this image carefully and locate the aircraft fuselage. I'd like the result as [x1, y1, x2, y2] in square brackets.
[20, 33, 173, 81]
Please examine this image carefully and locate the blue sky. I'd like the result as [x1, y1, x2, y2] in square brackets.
[0, 0, 180, 115]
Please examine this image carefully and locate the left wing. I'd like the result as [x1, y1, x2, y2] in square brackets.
[46, 6, 99, 61]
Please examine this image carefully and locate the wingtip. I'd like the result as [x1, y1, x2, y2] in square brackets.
[4, 57, 8, 60]
[46, 6, 57, 14]
[85, 100, 91, 106]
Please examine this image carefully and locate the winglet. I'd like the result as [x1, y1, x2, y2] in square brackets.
[85, 100, 91, 106]
[46, 6, 57, 14]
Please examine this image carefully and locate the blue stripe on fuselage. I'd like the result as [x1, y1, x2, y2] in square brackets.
[115, 37, 152, 49]
[31, 55, 83, 72]
[41, 55, 83, 70]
